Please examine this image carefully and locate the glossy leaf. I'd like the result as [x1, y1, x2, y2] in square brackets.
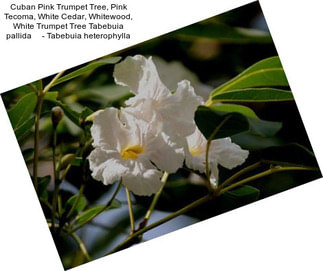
[211, 88, 294, 103]
[175, 23, 272, 44]
[57, 102, 80, 126]
[210, 105, 281, 137]
[80, 107, 94, 121]
[195, 106, 282, 140]
[75, 199, 121, 226]
[210, 56, 289, 97]
[38, 176, 51, 200]
[8, 92, 37, 129]
[10, 80, 43, 96]
[22, 148, 34, 161]
[53, 57, 121, 86]
[31, 80, 43, 91]
[211, 104, 258, 119]
[14, 117, 35, 141]
[231, 132, 284, 151]
[64, 194, 87, 218]
[195, 106, 249, 139]
[44, 91, 58, 102]
[224, 185, 260, 201]
[247, 117, 282, 137]
[260, 143, 320, 167]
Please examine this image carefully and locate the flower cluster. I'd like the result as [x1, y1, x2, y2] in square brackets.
[88, 55, 249, 195]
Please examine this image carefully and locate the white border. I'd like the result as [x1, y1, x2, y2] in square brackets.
[0, 0, 322, 270]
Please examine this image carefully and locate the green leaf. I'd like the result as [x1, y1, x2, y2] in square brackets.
[30, 80, 43, 91]
[14, 117, 35, 141]
[247, 117, 282, 137]
[22, 148, 34, 161]
[175, 23, 272, 44]
[75, 199, 121, 226]
[260, 143, 320, 167]
[195, 106, 282, 140]
[64, 194, 87, 218]
[8, 92, 37, 129]
[231, 132, 284, 151]
[195, 106, 249, 139]
[210, 56, 289, 98]
[71, 157, 82, 167]
[7, 92, 56, 142]
[211, 88, 294, 103]
[211, 104, 259, 119]
[11, 85, 34, 95]
[80, 107, 94, 121]
[225, 185, 260, 201]
[57, 102, 80, 126]
[219, 185, 260, 211]
[210, 105, 282, 137]
[37, 175, 51, 200]
[44, 91, 58, 102]
[53, 56, 121, 86]
[50, 101, 93, 128]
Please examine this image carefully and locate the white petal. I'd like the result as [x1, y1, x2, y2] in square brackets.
[149, 133, 185, 173]
[123, 100, 164, 135]
[122, 110, 184, 173]
[161, 80, 203, 137]
[184, 127, 207, 173]
[186, 126, 206, 152]
[113, 55, 169, 99]
[123, 159, 162, 196]
[88, 148, 127, 185]
[210, 138, 249, 169]
[91, 107, 127, 151]
[209, 162, 220, 188]
[185, 149, 205, 173]
[119, 109, 146, 146]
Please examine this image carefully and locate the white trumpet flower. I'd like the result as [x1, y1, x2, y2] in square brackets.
[185, 127, 249, 187]
[88, 107, 184, 196]
[113, 55, 203, 137]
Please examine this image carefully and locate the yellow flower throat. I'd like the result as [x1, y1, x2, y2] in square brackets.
[121, 145, 144, 160]
[189, 147, 203, 156]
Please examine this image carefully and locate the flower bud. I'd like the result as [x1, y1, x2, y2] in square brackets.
[85, 109, 104, 123]
[51, 106, 64, 129]
[59, 153, 76, 170]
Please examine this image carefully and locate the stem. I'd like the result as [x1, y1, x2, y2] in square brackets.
[48, 222, 91, 262]
[52, 185, 60, 232]
[65, 149, 87, 220]
[51, 128, 58, 231]
[59, 139, 92, 181]
[43, 70, 65, 95]
[40, 198, 53, 211]
[66, 184, 85, 219]
[28, 83, 38, 94]
[32, 71, 65, 192]
[141, 172, 169, 228]
[70, 232, 91, 262]
[60, 152, 78, 181]
[106, 193, 213, 255]
[126, 188, 135, 234]
[69, 180, 123, 233]
[219, 166, 316, 195]
[105, 165, 317, 255]
[217, 161, 263, 190]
